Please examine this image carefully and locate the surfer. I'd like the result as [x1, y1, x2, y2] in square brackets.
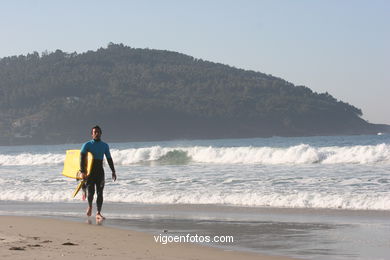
[80, 125, 117, 221]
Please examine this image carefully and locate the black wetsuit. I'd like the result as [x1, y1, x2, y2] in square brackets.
[80, 139, 115, 212]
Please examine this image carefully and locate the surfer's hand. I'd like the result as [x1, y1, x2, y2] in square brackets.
[112, 171, 117, 181]
[81, 172, 87, 180]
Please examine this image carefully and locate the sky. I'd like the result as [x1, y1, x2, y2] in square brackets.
[1, 0, 389, 124]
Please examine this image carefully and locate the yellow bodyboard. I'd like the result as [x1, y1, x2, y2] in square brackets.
[62, 150, 93, 179]
[72, 180, 86, 198]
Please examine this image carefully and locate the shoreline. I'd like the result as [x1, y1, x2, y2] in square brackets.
[0, 216, 296, 260]
[1, 132, 389, 147]
[102, 202, 390, 214]
[2, 200, 390, 216]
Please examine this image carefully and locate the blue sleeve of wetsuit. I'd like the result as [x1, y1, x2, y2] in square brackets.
[81, 142, 88, 154]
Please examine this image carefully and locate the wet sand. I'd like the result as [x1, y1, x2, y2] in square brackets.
[0, 216, 296, 260]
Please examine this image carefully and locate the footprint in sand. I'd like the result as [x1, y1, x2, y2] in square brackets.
[62, 242, 78, 246]
[9, 246, 25, 251]
[27, 244, 42, 247]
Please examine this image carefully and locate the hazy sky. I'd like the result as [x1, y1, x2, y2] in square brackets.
[1, 0, 389, 124]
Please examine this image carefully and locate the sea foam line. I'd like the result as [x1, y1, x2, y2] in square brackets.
[1, 188, 389, 210]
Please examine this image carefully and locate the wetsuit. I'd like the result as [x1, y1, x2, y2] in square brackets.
[80, 139, 115, 213]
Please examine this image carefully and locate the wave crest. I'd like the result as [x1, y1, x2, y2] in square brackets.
[1, 143, 389, 166]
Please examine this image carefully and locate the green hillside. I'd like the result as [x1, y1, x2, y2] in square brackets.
[0, 43, 387, 145]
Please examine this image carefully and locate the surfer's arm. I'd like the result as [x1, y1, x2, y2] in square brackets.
[80, 142, 89, 174]
[105, 144, 116, 181]
[80, 152, 88, 175]
[107, 157, 117, 181]
[107, 157, 115, 172]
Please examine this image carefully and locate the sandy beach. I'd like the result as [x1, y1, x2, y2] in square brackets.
[0, 216, 295, 260]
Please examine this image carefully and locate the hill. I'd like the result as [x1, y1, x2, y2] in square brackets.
[0, 43, 388, 145]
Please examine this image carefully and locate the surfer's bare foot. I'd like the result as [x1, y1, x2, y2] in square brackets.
[86, 207, 92, 217]
[96, 213, 105, 221]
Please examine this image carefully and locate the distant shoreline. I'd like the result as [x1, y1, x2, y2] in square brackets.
[1, 127, 389, 146]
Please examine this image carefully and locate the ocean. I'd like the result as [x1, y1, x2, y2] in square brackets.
[1, 134, 389, 259]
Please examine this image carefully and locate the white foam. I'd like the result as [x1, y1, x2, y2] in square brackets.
[1, 143, 390, 166]
[0, 153, 65, 166]
[1, 187, 389, 210]
[103, 190, 390, 210]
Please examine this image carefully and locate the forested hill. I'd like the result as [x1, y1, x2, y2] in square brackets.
[0, 43, 388, 145]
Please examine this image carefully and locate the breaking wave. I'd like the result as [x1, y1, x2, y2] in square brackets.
[1, 143, 389, 166]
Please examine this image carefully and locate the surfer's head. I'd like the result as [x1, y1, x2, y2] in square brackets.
[91, 125, 102, 140]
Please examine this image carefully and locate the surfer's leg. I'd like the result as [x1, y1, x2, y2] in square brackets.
[81, 182, 87, 201]
[86, 182, 95, 216]
[86, 206, 92, 217]
[96, 179, 105, 214]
